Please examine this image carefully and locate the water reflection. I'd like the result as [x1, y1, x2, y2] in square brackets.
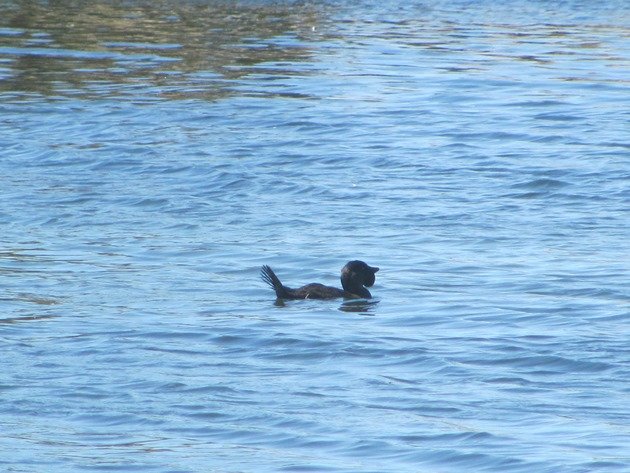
[0, 1, 325, 99]
[269, 298, 379, 315]
[339, 299, 379, 315]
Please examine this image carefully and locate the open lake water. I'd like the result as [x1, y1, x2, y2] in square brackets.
[1, 1, 628, 472]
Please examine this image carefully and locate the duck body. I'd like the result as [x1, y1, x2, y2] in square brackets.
[261, 260, 379, 300]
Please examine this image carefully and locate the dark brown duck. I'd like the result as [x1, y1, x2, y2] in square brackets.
[261, 260, 379, 300]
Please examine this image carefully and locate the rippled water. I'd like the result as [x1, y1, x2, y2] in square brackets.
[1, 1, 629, 472]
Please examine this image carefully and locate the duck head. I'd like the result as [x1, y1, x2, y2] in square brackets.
[340, 260, 379, 297]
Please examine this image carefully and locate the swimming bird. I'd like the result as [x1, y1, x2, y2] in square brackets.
[261, 260, 379, 300]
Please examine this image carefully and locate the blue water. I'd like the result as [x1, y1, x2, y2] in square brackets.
[1, 1, 629, 472]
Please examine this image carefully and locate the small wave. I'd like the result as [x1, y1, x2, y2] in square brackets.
[534, 112, 583, 121]
[0, 314, 57, 324]
[0, 45, 178, 63]
[467, 355, 611, 373]
[510, 178, 569, 190]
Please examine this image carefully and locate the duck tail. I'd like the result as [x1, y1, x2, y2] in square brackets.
[261, 265, 288, 298]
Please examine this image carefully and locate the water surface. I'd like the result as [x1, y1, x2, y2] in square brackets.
[1, 1, 629, 472]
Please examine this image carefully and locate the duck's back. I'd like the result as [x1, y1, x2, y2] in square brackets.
[290, 283, 346, 300]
